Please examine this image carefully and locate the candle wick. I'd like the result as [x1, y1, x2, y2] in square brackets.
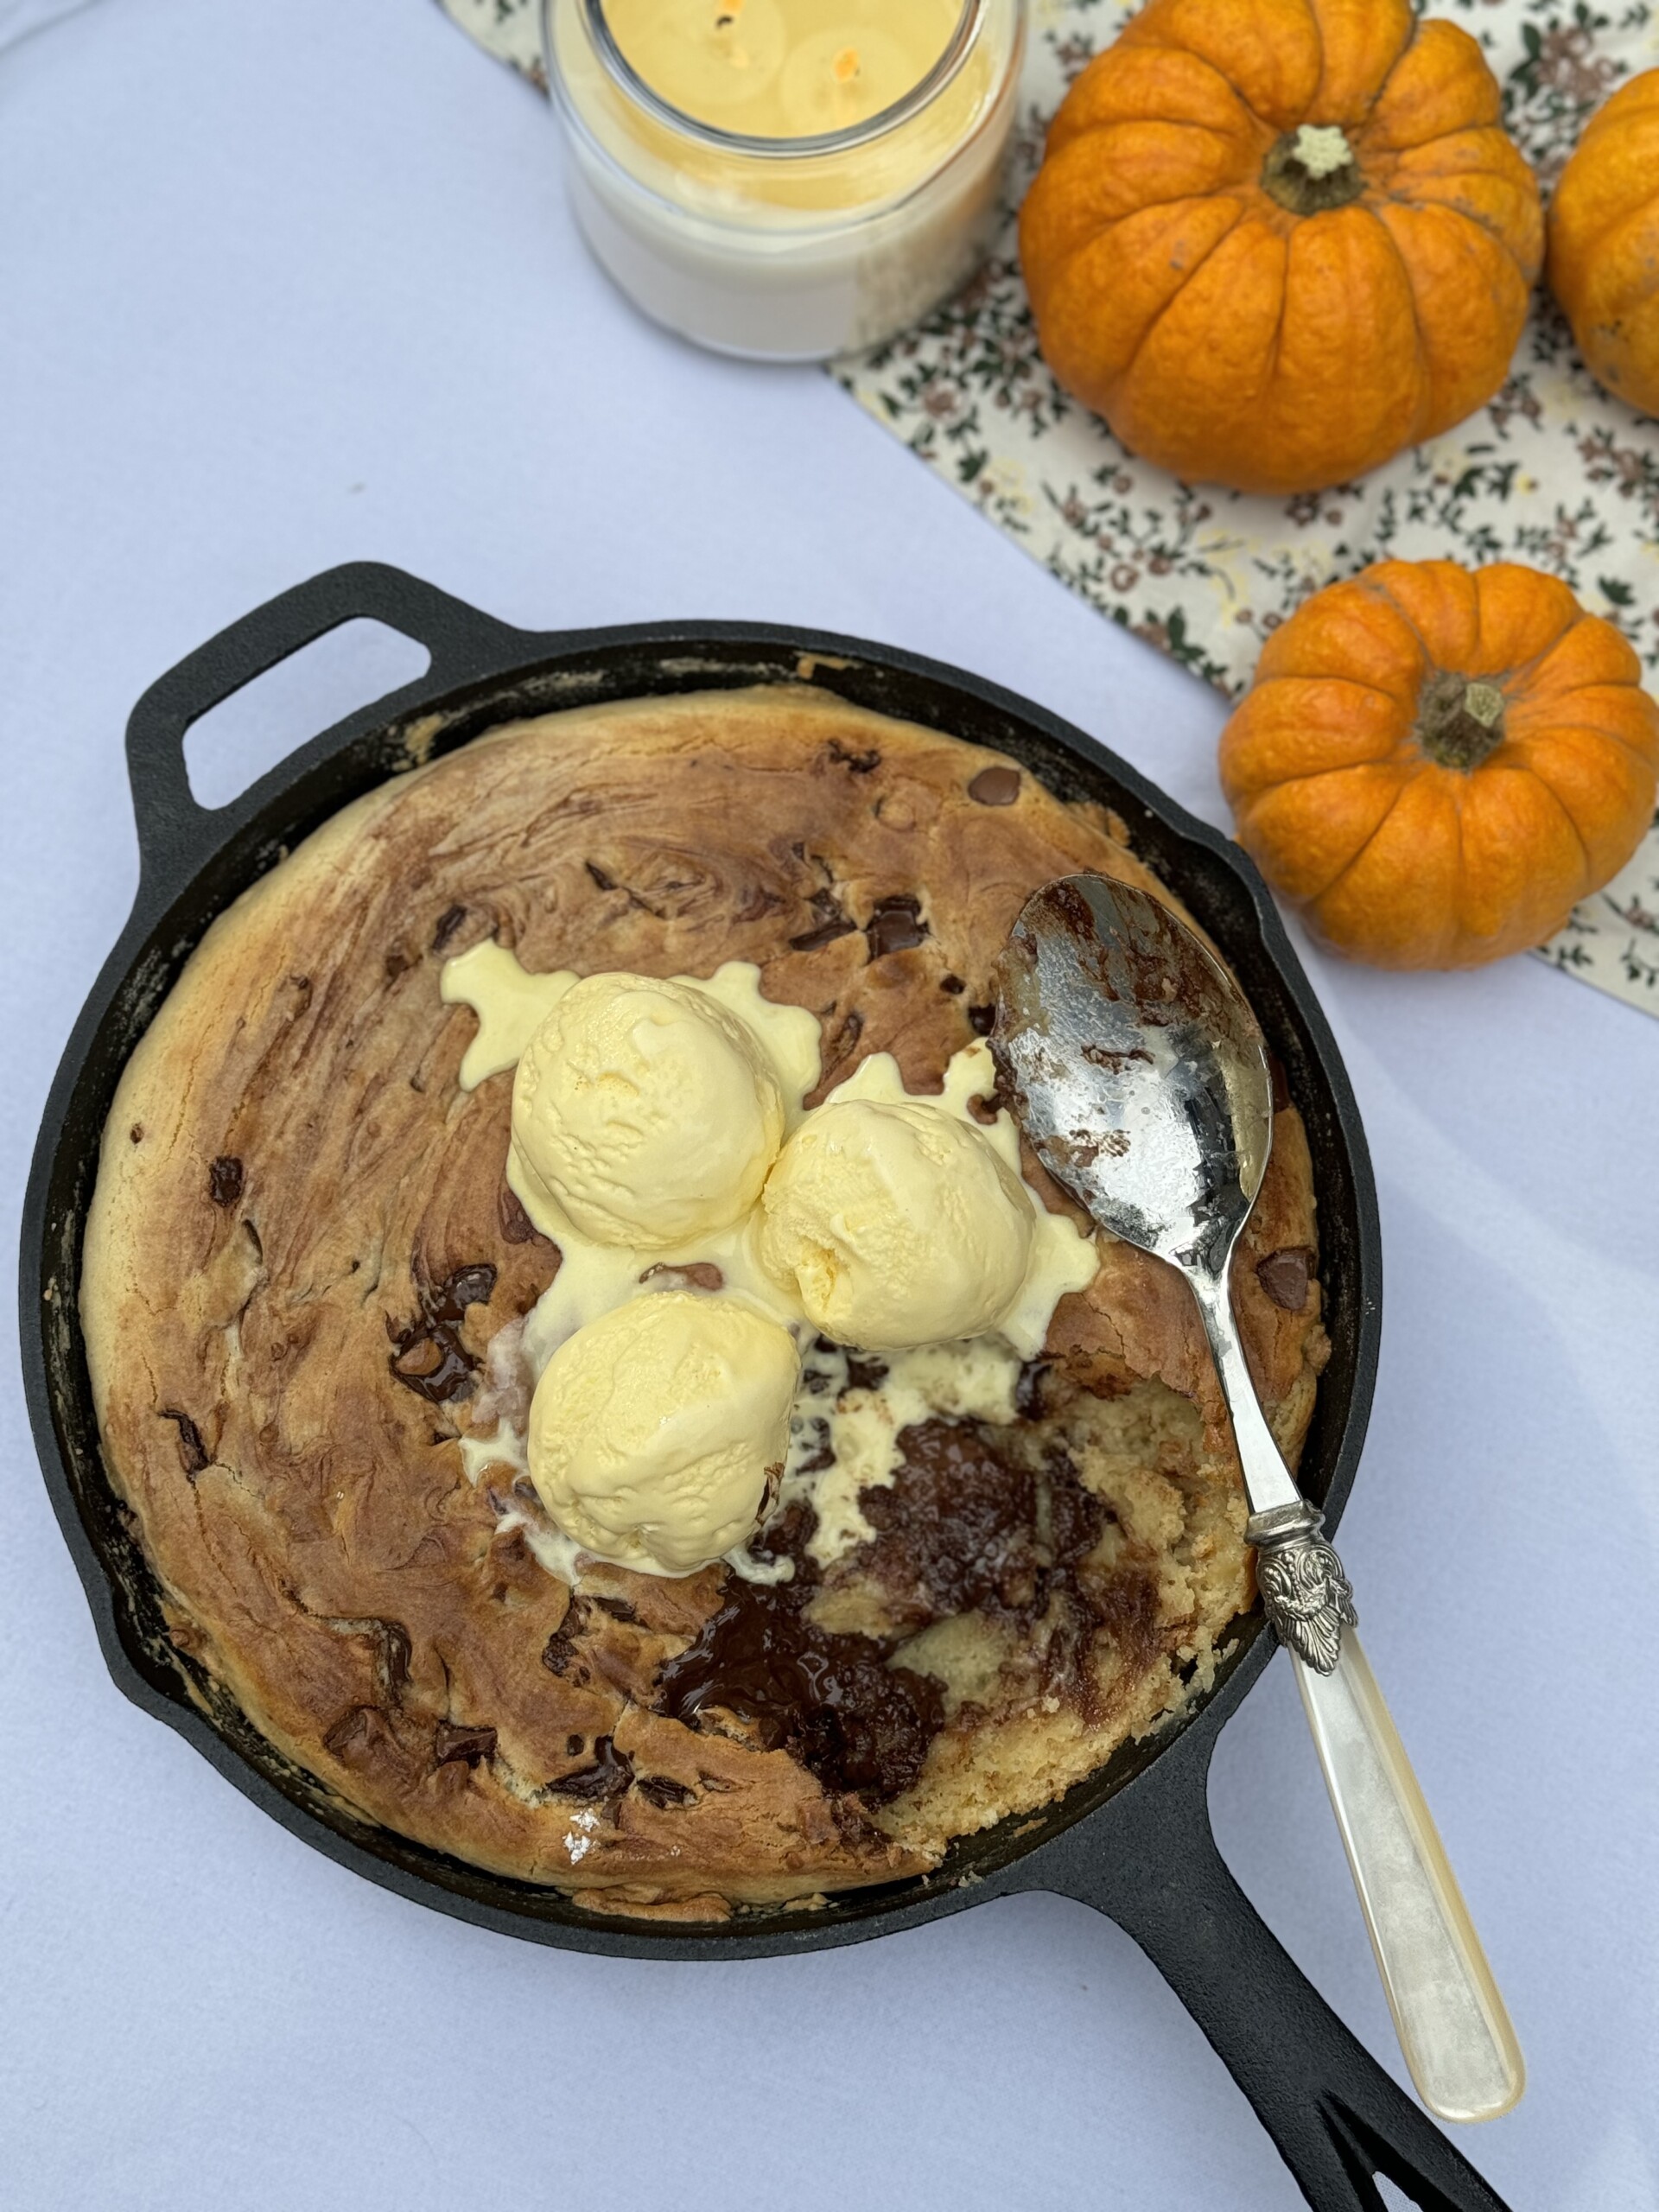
[833, 46, 860, 83]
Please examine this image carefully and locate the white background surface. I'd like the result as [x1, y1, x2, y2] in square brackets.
[2, 3, 1656, 2207]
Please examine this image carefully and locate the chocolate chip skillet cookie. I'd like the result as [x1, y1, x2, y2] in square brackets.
[83, 689, 1327, 1919]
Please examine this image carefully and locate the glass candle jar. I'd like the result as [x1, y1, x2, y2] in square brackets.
[544, 0, 1027, 362]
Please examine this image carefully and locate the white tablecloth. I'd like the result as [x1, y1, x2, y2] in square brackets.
[1, 4, 1655, 2207]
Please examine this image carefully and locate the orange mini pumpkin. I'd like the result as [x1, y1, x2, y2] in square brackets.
[1019, 0, 1543, 495]
[1548, 68, 1659, 418]
[1218, 560, 1659, 967]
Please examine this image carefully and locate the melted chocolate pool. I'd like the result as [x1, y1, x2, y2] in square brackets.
[654, 1509, 944, 1803]
[651, 1412, 1163, 1803]
[855, 1419, 1105, 1629]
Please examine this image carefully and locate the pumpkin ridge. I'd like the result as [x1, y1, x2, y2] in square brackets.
[1234, 766, 1405, 902]
[1300, 772, 1414, 904]
[1455, 787, 1471, 958]
[1490, 609, 1594, 696]
[1351, 574, 1440, 674]
[1236, 753, 1402, 795]
[1375, 120, 1535, 179]
[1510, 716, 1659, 778]
[1319, 6, 1420, 135]
[1360, 564, 1486, 675]
[1270, 0, 1419, 149]
[1046, 189, 1248, 296]
[1554, 129, 1659, 258]
[1129, 35, 1288, 139]
[1357, 21, 1503, 158]
[1436, 779, 1465, 964]
[1117, 204, 1259, 392]
[1376, 214, 1439, 439]
[1565, 192, 1659, 306]
[1494, 762, 1597, 885]
[1258, 239, 1294, 399]
[1374, 183, 1532, 272]
[1079, 46, 1265, 141]
[1306, 0, 1326, 124]
[1261, 672, 1415, 715]
[1529, 764, 1609, 880]
[1061, 114, 1255, 173]
[1130, 8, 1408, 143]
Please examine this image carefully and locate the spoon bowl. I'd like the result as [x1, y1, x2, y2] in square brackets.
[992, 873, 1272, 1279]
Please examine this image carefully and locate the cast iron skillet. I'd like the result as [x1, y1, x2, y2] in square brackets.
[22, 563, 1509, 2212]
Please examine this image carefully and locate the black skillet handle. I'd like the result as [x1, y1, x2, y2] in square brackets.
[124, 562, 524, 897]
[1039, 1724, 1515, 2212]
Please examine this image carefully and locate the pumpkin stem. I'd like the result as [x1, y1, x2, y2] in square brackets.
[1415, 672, 1508, 771]
[1262, 124, 1365, 214]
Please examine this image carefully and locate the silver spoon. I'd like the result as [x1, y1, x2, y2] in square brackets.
[992, 872, 1523, 2127]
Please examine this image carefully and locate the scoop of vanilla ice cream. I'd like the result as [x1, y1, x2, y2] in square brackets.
[759, 1098, 1034, 1350]
[512, 973, 785, 1247]
[527, 1292, 799, 1574]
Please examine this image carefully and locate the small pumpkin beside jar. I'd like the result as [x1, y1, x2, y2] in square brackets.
[1018, 0, 1543, 496]
[1548, 68, 1659, 420]
[1218, 560, 1659, 969]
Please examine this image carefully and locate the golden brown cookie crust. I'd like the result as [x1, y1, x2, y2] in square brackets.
[82, 690, 1327, 1911]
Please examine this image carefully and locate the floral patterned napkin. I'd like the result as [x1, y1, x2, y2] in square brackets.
[442, 0, 1659, 1014]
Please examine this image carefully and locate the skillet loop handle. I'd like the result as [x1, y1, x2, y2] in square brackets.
[1039, 1729, 1515, 2212]
[124, 563, 524, 895]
